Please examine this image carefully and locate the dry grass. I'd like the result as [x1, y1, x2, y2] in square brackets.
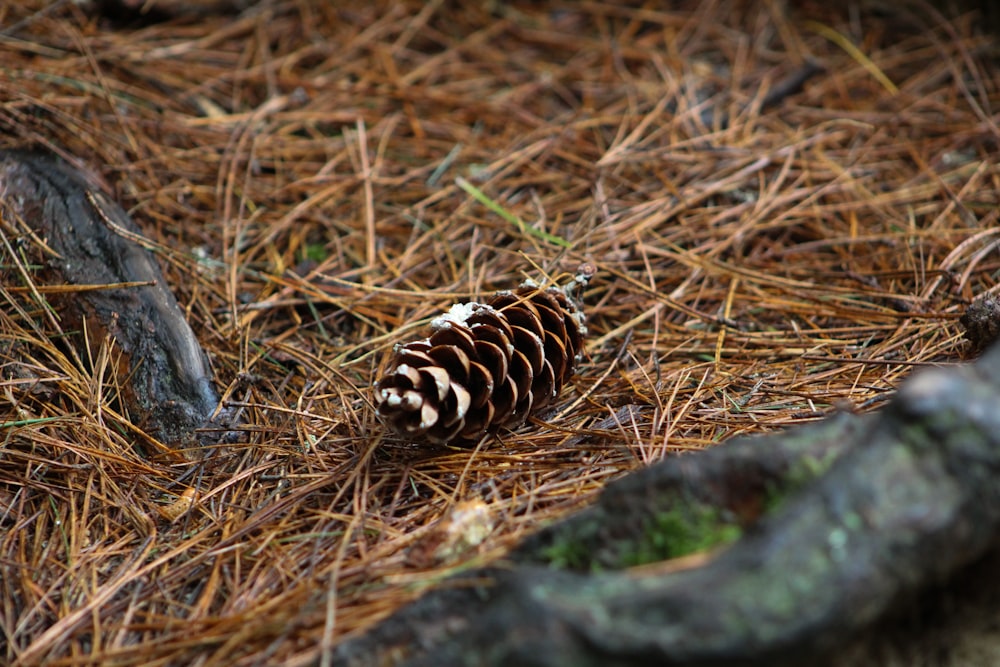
[0, 1, 997, 665]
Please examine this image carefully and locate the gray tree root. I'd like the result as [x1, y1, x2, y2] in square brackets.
[334, 344, 1000, 666]
[0, 150, 219, 447]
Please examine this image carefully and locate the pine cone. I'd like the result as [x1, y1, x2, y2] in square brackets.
[375, 272, 590, 445]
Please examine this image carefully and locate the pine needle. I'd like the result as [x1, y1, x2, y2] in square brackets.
[455, 176, 572, 248]
[804, 20, 899, 95]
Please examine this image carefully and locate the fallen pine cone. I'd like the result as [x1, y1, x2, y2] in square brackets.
[375, 268, 592, 445]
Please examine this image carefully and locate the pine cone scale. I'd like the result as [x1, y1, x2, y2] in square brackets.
[533, 361, 556, 402]
[431, 326, 476, 355]
[467, 362, 493, 409]
[542, 333, 569, 382]
[508, 350, 534, 406]
[489, 375, 517, 425]
[511, 326, 545, 374]
[429, 345, 470, 383]
[443, 383, 471, 427]
[420, 365, 451, 401]
[473, 339, 508, 383]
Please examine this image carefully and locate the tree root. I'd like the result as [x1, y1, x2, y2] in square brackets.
[334, 344, 1000, 666]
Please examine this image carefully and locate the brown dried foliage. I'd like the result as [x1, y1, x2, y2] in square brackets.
[0, 1, 997, 665]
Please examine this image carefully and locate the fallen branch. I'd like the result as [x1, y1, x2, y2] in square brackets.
[0, 150, 219, 448]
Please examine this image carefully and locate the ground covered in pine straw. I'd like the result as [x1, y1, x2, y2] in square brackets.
[1, 1, 998, 665]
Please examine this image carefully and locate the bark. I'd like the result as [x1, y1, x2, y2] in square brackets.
[333, 343, 1000, 667]
[0, 149, 219, 447]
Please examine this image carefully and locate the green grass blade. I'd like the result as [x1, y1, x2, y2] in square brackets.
[455, 176, 571, 248]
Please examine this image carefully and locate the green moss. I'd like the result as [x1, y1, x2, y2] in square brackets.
[540, 519, 605, 571]
[618, 505, 742, 567]
[765, 447, 842, 513]
[301, 242, 329, 263]
[540, 504, 742, 571]
[541, 535, 601, 572]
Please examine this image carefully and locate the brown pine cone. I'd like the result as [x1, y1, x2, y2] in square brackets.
[375, 272, 590, 445]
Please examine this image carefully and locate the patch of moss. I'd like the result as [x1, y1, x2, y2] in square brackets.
[618, 505, 742, 567]
[539, 518, 605, 571]
[539, 504, 743, 571]
[301, 242, 329, 263]
[765, 447, 843, 513]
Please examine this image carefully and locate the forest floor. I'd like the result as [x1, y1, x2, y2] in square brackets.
[1, 1, 998, 665]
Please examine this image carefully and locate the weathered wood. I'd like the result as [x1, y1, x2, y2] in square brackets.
[0, 150, 219, 447]
[332, 343, 1000, 666]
